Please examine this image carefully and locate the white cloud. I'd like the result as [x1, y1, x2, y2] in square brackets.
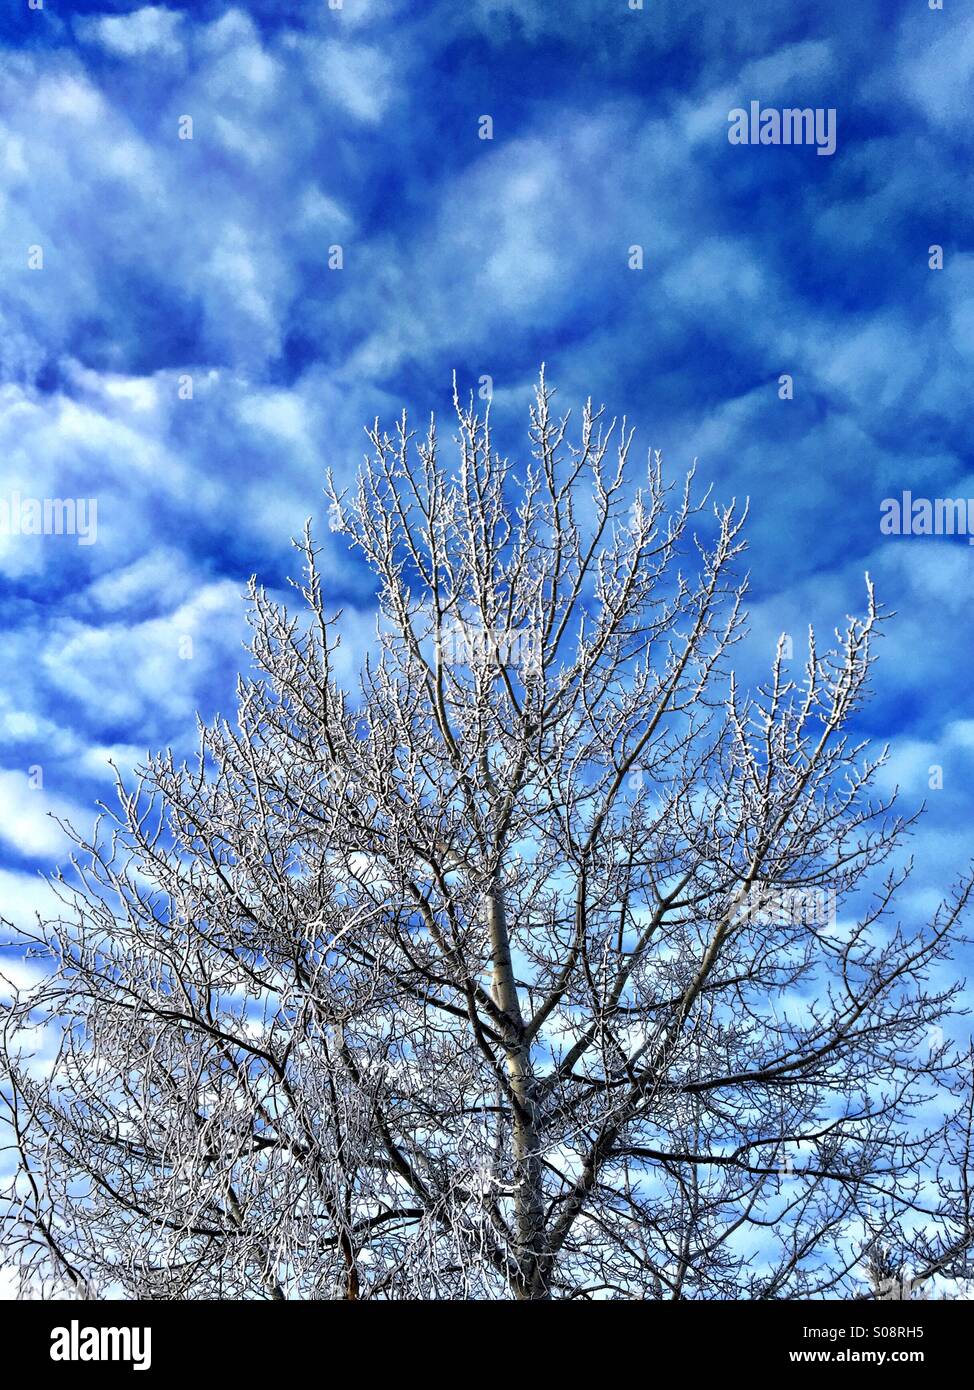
[0, 771, 77, 859]
[85, 546, 195, 615]
[44, 579, 246, 728]
[901, 15, 974, 125]
[304, 39, 394, 124]
[0, 867, 60, 925]
[0, 954, 47, 1001]
[76, 7, 185, 59]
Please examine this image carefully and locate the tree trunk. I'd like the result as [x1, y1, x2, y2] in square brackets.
[486, 885, 548, 1298]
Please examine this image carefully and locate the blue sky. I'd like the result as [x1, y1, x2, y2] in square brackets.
[0, 0, 972, 958]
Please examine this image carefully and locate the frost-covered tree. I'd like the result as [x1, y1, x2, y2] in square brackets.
[2, 372, 973, 1300]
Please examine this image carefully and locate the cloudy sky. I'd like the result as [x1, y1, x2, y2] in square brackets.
[0, 0, 972, 959]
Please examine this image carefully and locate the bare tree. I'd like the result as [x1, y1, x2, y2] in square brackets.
[2, 370, 973, 1300]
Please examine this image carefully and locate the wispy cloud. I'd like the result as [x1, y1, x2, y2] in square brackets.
[0, 0, 972, 947]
